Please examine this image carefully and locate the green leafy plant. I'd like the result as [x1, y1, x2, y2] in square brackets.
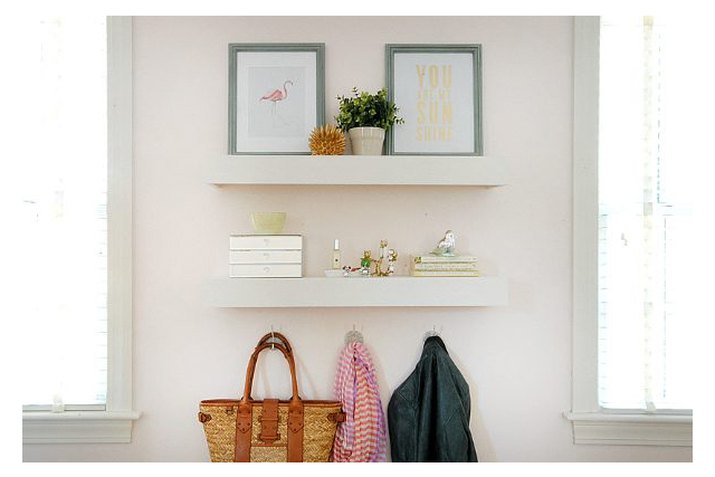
[335, 87, 404, 132]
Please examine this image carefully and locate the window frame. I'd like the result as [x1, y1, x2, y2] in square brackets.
[22, 16, 140, 444]
[565, 16, 691, 447]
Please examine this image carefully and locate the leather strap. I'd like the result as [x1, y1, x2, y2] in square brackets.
[242, 342, 300, 401]
[234, 402, 252, 462]
[259, 399, 280, 443]
[328, 411, 346, 423]
[256, 331, 292, 353]
[236, 334, 304, 461]
[287, 400, 304, 462]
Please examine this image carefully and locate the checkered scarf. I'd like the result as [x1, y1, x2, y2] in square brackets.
[331, 341, 387, 462]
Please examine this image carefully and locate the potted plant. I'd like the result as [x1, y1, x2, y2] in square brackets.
[335, 87, 404, 155]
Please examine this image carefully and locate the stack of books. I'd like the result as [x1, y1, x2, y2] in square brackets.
[410, 254, 480, 277]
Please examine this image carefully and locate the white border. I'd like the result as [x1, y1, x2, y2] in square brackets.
[392, 52, 475, 154]
[234, 51, 317, 153]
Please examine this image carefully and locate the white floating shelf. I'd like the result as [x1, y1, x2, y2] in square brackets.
[206, 276, 508, 308]
[208, 155, 507, 186]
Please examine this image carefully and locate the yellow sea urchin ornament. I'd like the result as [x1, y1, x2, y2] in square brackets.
[308, 125, 346, 155]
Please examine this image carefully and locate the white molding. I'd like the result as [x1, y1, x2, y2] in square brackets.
[207, 276, 508, 308]
[23, 411, 141, 444]
[208, 155, 508, 186]
[106, 15, 134, 417]
[564, 412, 692, 447]
[571, 16, 601, 415]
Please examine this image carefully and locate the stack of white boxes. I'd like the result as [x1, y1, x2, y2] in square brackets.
[229, 234, 303, 278]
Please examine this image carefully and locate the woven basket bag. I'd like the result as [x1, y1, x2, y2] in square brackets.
[198, 332, 345, 462]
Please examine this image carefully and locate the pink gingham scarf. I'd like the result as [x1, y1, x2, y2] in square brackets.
[331, 341, 387, 462]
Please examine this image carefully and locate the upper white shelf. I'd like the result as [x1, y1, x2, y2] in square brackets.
[208, 155, 507, 186]
[206, 276, 508, 308]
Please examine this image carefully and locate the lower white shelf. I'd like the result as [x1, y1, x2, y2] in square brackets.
[206, 276, 508, 308]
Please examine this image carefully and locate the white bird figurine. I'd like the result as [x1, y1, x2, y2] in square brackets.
[431, 230, 456, 256]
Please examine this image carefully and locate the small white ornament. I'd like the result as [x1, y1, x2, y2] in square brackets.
[431, 230, 456, 256]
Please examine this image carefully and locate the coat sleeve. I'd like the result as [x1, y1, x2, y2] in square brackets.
[439, 356, 478, 462]
[387, 387, 417, 462]
[442, 410, 478, 462]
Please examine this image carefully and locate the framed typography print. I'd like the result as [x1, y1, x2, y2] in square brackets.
[385, 44, 483, 155]
[228, 43, 325, 155]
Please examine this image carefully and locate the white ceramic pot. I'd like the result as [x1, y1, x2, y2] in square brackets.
[348, 127, 385, 155]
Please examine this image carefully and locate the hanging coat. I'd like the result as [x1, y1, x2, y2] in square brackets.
[387, 336, 478, 462]
[331, 341, 387, 462]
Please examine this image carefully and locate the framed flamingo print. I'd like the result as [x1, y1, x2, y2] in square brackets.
[228, 43, 325, 154]
[385, 44, 483, 155]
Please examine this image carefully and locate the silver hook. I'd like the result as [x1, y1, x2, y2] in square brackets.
[425, 325, 439, 340]
[345, 324, 364, 344]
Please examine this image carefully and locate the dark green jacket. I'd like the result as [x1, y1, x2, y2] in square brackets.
[387, 336, 478, 462]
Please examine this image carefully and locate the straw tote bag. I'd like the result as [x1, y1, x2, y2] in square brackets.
[198, 332, 345, 462]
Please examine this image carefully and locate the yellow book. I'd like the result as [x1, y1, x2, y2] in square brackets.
[411, 262, 479, 271]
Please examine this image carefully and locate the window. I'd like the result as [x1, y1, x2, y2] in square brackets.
[568, 17, 692, 446]
[21, 16, 138, 444]
[597, 16, 692, 412]
[21, 15, 109, 413]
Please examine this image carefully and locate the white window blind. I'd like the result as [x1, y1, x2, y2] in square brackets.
[598, 16, 693, 411]
[20, 16, 108, 410]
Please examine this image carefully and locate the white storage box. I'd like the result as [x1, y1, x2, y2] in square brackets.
[229, 263, 303, 278]
[228, 234, 303, 278]
[229, 234, 303, 250]
[229, 250, 303, 264]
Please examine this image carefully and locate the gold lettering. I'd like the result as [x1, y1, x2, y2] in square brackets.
[442, 103, 453, 124]
[429, 65, 439, 88]
[442, 65, 452, 89]
[417, 126, 454, 142]
[428, 101, 439, 124]
[439, 127, 448, 141]
[416, 65, 426, 89]
[417, 101, 426, 124]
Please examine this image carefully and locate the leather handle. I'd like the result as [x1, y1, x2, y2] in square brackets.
[241, 341, 300, 403]
[256, 331, 292, 354]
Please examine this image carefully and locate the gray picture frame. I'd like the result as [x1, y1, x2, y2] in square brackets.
[228, 43, 325, 155]
[385, 44, 483, 156]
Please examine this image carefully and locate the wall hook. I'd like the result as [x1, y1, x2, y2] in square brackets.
[345, 323, 364, 344]
[425, 325, 440, 340]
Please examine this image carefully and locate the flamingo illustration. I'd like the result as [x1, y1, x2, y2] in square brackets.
[259, 80, 293, 103]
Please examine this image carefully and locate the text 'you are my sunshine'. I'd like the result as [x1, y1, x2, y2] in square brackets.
[416, 64, 453, 143]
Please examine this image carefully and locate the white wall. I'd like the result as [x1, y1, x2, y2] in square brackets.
[23, 16, 692, 462]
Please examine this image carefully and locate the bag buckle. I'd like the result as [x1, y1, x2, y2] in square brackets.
[259, 399, 280, 443]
